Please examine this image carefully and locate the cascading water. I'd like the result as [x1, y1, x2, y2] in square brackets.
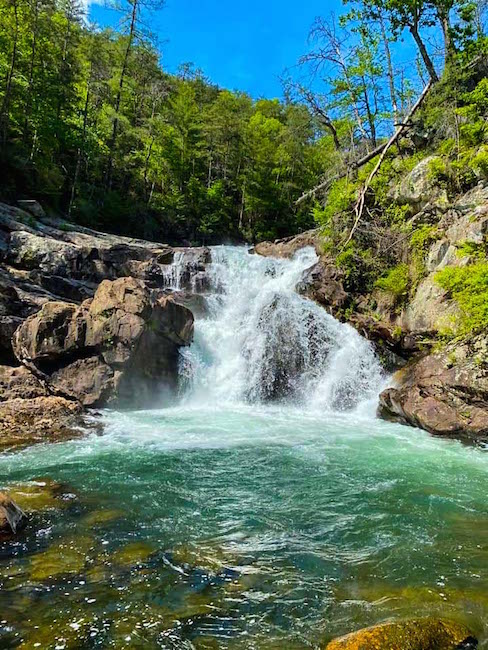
[1, 246, 487, 649]
[180, 245, 384, 412]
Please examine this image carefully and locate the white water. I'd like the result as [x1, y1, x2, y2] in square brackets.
[179, 246, 385, 413]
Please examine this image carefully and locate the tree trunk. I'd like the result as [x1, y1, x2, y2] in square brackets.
[438, 10, 454, 63]
[409, 24, 439, 82]
[379, 14, 398, 125]
[23, 0, 40, 144]
[105, 0, 138, 190]
[69, 74, 91, 216]
[1, 0, 20, 146]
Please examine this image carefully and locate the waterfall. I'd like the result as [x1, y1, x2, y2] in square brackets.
[179, 246, 385, 412]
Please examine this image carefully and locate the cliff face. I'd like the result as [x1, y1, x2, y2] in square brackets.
[0, 202, 211, 450]
[255, 164, 488, 443]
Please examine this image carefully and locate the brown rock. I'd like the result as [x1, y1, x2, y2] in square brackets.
[12, 277, 194, 408]
[297, 260, 348, 312]
[325, 618, 476, 650]
[253, 229, 321, 258]
[0, 365, 47, 401]
[0, 492, 27, 537]
[0, 396, 84, 451]
[49, 356, 115, 407]
[12, 301, 85, 363]
[378, 335, 488, 440]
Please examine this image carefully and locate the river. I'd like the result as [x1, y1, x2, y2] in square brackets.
[0, 246, 487, 648]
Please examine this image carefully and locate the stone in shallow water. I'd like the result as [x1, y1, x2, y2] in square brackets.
[111, 541, 157, 567]
[324, 618, 477, 649]
[6, 478, 73, 512]
[0, 491, 27, 536]
[29, 535, 95, 581]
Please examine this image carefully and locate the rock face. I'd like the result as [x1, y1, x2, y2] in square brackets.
[0, 201, 212, 449]
[378, 335, 488, 439]
[0, 395, 85, 451]
[13, 277, 194, 407]
[394, 156, 448, 210]
[325, 618, 477, 650]
[0, 492, 28, 537]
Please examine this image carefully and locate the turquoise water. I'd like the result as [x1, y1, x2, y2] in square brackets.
[0, 407, 488, 648]
[0, 247, 487, 648]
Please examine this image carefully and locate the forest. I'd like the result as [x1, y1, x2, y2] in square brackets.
[0, 0, 487, 244]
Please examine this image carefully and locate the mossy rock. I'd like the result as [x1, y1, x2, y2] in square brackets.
[325, 618, 476, 649]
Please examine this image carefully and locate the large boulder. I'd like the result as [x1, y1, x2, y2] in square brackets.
[325, 618, 476, 650]
[0, 492, 27, 537]
[394, 156, 448, 211]
[378, 335, 488, 439]
[297, 260, 348, 313]
[13, 277, 194, 407]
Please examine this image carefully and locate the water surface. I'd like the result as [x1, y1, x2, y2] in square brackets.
[0, 247, 487, 648]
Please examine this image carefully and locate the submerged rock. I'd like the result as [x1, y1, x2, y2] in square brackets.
[0, 492, 27, 537]
[325, 618, 477, 650]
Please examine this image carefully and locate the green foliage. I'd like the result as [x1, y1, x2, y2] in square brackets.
[410, 224, 438, 252]
[0, 1, 319, 244]
[435, 263, 488, 334]
[375, 263, 410, 300]
[314, 178, 358, 228]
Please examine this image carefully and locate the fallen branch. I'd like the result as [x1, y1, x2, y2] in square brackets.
[341, 80, 433, 251]
[295, 81, 432, 208]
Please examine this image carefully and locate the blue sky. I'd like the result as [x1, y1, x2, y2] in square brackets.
[89, 0, 344, 98]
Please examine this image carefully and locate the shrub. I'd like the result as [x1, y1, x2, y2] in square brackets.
[375, 263, 410, 300]
[435, 263, 488, 334]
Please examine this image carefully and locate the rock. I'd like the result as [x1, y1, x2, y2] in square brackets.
[13, 277, 194, 407]
[297, 260, 348, 313]
[16, 199, 45, 218]
[0, 365, 47, 401]
[378, 334, 488, 440]
[0, 315, 23, 363]
[401, 275, 461, 335]
[49, 356, 115, 407]
[325, 618, 477, 650]
[394, 156, 448, 211]
[8, 230, 80, 276]
[0, 396, 85, 451]
[253, 229, 320, 258]
[13, 301, 85, 365]
[0, 492, 27, 537]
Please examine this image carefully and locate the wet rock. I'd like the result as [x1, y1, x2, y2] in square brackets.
[7, 478, 74, 512]
[13, 277, 194, 407]
[0, 492, 27, 537]
[297, 260, 348, 313]
[378, 334, 488, 440]
[0, 396, 85, 451]
[325, 618, 477, 650]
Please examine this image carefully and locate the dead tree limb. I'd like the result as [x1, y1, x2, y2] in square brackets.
[341, 80, 432, 250]
[295, 80, 433, 208]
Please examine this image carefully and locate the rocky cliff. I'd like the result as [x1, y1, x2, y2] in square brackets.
[0, 201, 211, 450]
[255, 165, 488, 443]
